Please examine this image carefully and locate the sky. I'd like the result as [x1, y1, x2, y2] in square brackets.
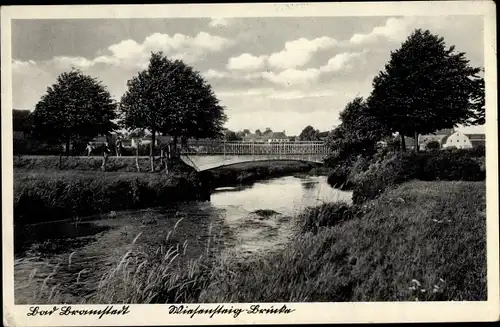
[11, 15, 485, 136]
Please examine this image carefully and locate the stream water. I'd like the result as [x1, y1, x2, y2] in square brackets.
[14, 175, 352, 304]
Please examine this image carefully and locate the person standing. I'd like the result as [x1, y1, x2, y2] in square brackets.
[86, 143, 94, 156]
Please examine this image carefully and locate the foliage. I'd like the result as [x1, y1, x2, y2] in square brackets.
[352, 152, 421, 204]
[13, 109, 33, 133]
[350, 151, 485, 204]
[420, 152, 485, 181]
[255, 129, 262, 136]
[327, 97, 388, 162]
[367, 29, 483, 151]
[31, 69, 117, 153]
[299, 125, 320, 141]
[426, 140, 441, 151]
[224, 129, 243, 141]
[119, 51, 227, 152]
[467, 72, 485, 125]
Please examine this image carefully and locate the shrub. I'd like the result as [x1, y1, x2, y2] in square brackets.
[300, 202, 356, 234]
[352, 152, 421, 204]
[426, 141, 441, 151]
[420, 152, 485, 181]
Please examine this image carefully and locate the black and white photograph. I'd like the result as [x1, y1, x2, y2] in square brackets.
[2, 2, 499, 325]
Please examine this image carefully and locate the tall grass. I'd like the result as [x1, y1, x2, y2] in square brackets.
[199, 181, 486, 302]
[14, 170, 209, 225]
[23, 180, 486, 303]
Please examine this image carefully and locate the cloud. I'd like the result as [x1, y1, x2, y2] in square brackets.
[12, 59, 36, 71]
[349, 17, 416, 45]
[268, 36, 337, 70]
[209, 17, 232, 28]
[320, 51, 365, 72]
[261, 68, 322, 86]
[24, 31, 233, 73]
[227, 53, 268, 71]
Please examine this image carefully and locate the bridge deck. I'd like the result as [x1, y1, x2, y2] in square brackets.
[180, 141, 330, 156]
[178, 141, 332, 171]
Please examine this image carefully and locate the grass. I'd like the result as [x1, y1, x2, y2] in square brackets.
[13, 158, 324, 225]
[22, 180, 486, 303]
[14, 167, 209, 225]
[199, 180, 486, 302]
[14, 155, 167, 172]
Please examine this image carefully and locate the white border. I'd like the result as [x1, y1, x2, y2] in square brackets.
[2, 2, 499, 326]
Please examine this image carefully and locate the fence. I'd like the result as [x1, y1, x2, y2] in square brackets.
[181, 140, 330, 156]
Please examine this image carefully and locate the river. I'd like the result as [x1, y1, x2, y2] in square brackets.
[14, 175, 352, 304]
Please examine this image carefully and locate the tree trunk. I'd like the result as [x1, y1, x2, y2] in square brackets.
[414, 131, 419, 153]
[66, 138, 71, 157]
[400, 133, 406, 152]
[173, 136, 178, 159]
[150, 130, 156, 172]
[101, 152, 107, 172]
[135, 146, 140, 172]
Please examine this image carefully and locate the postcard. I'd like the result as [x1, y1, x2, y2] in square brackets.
[2, 1, 499, 326]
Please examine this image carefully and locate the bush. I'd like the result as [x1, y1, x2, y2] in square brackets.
[351, 152, 421, 204]
[351, 150, 486, 205]
[426, 141, 441, 151]
[420, 152, 485, 181]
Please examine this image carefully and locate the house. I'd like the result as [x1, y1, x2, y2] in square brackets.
[465, 134, 485, 148]
[267, 131, 289, 143]
[242, 134, 266, 143]
[442, 131, 473, 149]
[418, 128, 454, 150]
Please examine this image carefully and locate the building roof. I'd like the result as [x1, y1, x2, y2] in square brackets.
[270, 132, 287, 139]
[465, 134, 485, 140]
[434, 128, 455, 135]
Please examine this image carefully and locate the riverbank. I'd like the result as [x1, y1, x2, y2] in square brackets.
[202, 160, 319, 189]
[14, 168, 208, 225]
[13, 159, 322, 225]
[53, 179, 484, 303]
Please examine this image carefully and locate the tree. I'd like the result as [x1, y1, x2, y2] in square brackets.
[31, 69, 117, 155]
[299, 125, 320, 141]
[242, 129, 251, 135]
[264, 127, 273, 135]
[120, 51, 227, 169]
[224, 130, 242, 141]
[467, 73, 485, 125]
[255, 129, 262, 136]
[327, 97, 388, 161]
[367, 29, 483, 152]
[13, 109, 33, 134]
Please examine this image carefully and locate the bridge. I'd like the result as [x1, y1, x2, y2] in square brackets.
[179, 140, 332, 171]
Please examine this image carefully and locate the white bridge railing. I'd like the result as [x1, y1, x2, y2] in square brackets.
[180, 140, 331, 156]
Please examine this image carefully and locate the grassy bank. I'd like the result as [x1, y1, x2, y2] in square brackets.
[203, 160, 319, 189]
[200, 180, 486, 302]
[14, 155, 168, 172]
[14, 166, 208, 225]
[14, 159, 323, 225]
[30, 180, 484, 303]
